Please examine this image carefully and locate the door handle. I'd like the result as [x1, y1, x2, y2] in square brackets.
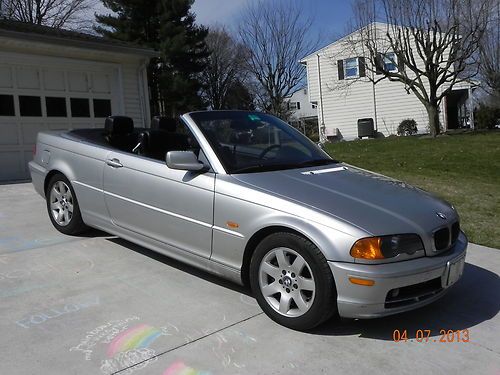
[106, 158, 123, 168]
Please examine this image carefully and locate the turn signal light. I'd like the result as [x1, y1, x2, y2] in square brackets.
[350, 237, 385, 259]
[349, 277, 375, 286]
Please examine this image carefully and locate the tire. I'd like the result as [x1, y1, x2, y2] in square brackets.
[46, 173, 89, 235]
[249, 232, 337, 330]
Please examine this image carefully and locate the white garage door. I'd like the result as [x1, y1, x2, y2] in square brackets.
[0, 58, 121, 182]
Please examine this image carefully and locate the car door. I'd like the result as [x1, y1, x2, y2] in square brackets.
[102, 149, 215, 259]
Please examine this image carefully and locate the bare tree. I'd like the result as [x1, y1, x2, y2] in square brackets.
[348, 0, 492, 136]
[200, 27, 249, 110]
[1, 0, 95, 29]
[479, 0, 500, 105]
[238, 0, 317, 118]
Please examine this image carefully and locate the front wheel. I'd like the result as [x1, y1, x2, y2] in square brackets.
[249, 232, 337, 330]
[46, 174, 88, 235]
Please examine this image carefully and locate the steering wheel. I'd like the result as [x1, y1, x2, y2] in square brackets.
[259, 144, 281, 159]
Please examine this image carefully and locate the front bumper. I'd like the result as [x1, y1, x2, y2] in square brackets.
[329, 232, 468, 319]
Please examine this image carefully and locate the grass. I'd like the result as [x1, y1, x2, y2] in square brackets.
[324, 131, 500, 249]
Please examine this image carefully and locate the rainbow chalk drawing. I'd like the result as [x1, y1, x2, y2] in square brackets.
[163, 361, 212, 375]
[107, 324, 163, 358]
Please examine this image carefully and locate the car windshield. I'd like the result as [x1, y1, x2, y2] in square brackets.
[188, 111, 336, 174]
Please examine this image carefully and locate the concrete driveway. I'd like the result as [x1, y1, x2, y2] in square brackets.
[0, 183, 499, 375]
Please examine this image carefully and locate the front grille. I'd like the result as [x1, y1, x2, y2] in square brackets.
[385, 277, 443, 309]
[451, 221, 460, 243]
[434, 227, 450, 250]
[433, 221, 460, 252]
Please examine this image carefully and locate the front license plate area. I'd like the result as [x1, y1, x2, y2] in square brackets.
[443, 257, 465, 287]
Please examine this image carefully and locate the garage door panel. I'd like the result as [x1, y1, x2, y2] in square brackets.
[1, 60, 120, 182]
[0, 151, 23, 181]
[92, 72, 111, 94]
[43, 69, 66, 91]
[0, 122, 19, 145]
[0, 65, 13, 88]
[68, 71, 88, 92]
[16, 66, 40, 89]
[20, 122, 48, 144]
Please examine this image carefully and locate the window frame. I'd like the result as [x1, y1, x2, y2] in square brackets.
[19, 95, 42, 117]
[45, 96, 68, 117]
[0, 94, 15, 117]
[344, 57, 359, 79]
[383, 52, 398, 73]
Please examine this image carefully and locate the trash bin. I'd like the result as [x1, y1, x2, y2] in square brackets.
[357, 118, 375, 138]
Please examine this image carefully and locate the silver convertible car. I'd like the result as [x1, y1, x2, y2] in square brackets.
[29, 111, 467, 330]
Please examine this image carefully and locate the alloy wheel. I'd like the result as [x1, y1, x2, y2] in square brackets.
[258, 247, 316, 317]
[49, 181, 74, 226]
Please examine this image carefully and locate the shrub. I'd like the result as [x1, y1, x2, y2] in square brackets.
[475, 105, 500, 130]
[397, 119, 418, 136]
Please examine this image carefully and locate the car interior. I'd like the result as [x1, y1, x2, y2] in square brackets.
[69, 115, 201, 163]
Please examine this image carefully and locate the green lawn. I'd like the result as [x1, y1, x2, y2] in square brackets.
[325, 131, 500, 249]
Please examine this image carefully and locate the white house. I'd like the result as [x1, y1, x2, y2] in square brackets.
[285, 87, 318, 123]
[301, 22, 474, 141]
[0, 19, 157, 182]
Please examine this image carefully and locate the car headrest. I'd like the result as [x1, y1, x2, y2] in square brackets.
[105, 116, 134, 135]
[152, 116, 177, 132]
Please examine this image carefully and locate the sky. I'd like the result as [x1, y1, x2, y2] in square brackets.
[191, 0, 355, 47]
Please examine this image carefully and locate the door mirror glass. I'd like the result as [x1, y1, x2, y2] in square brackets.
[166, 151, 207, 172]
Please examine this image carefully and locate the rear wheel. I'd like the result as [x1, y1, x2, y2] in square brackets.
[46, 174, 88, 235]
[249, 232, 337, 330]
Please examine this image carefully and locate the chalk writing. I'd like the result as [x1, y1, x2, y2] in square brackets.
[15, 296, 100, 328]
[70, 316, 141, 360]
[101, 348, 158, 375]
[70, 317, 169, 375]
[163, 361, 211, 375]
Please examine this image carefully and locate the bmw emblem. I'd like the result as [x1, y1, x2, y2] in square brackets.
[436, 212, 447, 220]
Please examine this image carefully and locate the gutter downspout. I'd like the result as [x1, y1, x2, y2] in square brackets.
[371, 19, 378, 134]
[372, 72, 378, 134]
[317, 54, 326, 143]
[468, 85, 474, 130]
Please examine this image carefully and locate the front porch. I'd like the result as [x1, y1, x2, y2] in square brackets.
[444, 86, 476, 130]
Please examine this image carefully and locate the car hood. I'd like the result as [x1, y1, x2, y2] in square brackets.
[231, 163, 457, 237]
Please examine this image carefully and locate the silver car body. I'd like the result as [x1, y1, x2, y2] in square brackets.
[29, 112, 467, 319]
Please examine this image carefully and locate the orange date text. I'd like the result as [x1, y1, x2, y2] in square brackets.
[392, 329, 470, 343]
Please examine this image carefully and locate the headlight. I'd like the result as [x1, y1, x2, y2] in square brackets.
[350, 234, 424, 260]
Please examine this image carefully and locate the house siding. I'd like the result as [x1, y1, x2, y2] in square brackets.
[303, 23, 449, 139]
[121, 63, 146, 127]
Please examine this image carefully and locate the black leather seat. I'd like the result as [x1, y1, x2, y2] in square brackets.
[143, 130, 190, 160]
[152, 116, 179, 132]
[105, 116, 136, 151]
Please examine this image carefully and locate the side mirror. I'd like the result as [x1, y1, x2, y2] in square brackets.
[166, 151, 208, 172]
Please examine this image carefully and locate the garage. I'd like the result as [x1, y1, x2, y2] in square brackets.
[0, 19, 157, 182]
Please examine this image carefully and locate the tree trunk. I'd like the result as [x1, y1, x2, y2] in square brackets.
[427, 103, 441, 137]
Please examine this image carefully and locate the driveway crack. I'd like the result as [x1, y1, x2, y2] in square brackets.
[111, 311, 264, 374]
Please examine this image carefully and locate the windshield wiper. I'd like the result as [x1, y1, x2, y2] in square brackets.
[231, 164, 286, 174]
[231, 159, 339, 174]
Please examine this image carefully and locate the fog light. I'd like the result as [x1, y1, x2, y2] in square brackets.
[391, 288, 400, 298]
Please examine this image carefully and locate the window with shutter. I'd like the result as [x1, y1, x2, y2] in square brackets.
[337, 60, 344, 80]
[358, 57, 366, 77]
[344, 58, 359, 78]
[383, 52, 398, 72]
